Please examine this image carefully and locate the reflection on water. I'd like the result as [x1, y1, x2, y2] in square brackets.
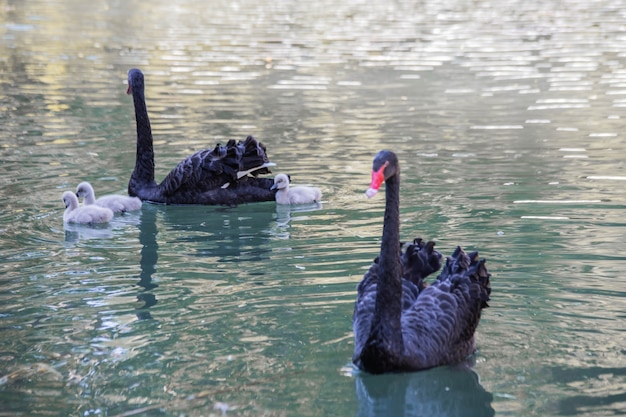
[168, 205, 276, 262]
[355, 363, 494, 417]
[274, 202, 324, 228]
[2, 0, 626, 415]
[134, 203, 280, 316]
[62, 211, 142, 243]
[63, 222, 114, 242]
[548, 365, 626, 416]
[136, 206, 158, 319]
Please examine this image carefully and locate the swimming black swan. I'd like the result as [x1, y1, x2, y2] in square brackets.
[352, 150, 491, 374]
[271, 173, 322, 205]
[126, 68, 276, 205]
[76, 181, 142, 214]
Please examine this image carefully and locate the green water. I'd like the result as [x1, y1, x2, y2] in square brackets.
[1, 0, 626, 416]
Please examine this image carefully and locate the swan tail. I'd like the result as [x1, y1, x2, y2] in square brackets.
[401, 238, 443, 290]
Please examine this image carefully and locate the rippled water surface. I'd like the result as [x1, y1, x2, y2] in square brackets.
[2, 0, 626, 416]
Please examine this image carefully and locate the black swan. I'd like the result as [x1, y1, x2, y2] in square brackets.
[126, 68, 276, 205]
[76, 181, 142, 214]
[271, 173, 322, 205]
[352, 150, 491, 374]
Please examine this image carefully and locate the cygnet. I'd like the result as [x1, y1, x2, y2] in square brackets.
[62, 191, 114, 224]
[76, 181, 142, 214]
[271, 173, 322, 205]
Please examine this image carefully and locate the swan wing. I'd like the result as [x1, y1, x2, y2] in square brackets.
[401, 238, 443, 290]
[96, 195, 142, 213]
[400, 247, 490, 368]
[287, 186, 322, 204]
[353, 264, 381, 364]
[158, 135, 272, 197]
[96, 196, 126, 213]
[68, 206, 113, 224]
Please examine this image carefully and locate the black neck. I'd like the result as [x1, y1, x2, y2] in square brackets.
[131, 84, 155, 186]
[373, 172, 404, 345]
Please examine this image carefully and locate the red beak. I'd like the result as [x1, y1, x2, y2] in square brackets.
[366, 161, 388, 198]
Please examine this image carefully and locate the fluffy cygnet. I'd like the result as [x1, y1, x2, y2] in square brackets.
[62, 191, 114, 224]
[271, 173, 322, 205]
[76, 181, 142, 214]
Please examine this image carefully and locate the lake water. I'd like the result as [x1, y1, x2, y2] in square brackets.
[1, 0, 626, 416]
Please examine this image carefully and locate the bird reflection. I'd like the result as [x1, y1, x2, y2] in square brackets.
[63, 222, 114, 242]
[135, 205, 159, 319]
[355, 362, 494, 417]
[274, 202, 323, 227]
[63, 211, 142, 243]
[164, 203, 276, 262]
[134, 203, 277, 319]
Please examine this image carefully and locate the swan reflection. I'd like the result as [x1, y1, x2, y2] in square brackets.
[63, 222, 114, 242]
[134, 205, 159, 319]
[355, 363, 494, 417]
[162, 203, 276, 262]
[274, 202, 324, 227]
[134, 203, 277, 318]
[63, 211, 142, 243]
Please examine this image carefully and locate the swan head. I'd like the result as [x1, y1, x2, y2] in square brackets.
[366, 150, 398, 198]
[62, 191, 79, 209]
[271, 173, 290, 191]
[75, 181, 95, 198]
[127, 68, 144, 95]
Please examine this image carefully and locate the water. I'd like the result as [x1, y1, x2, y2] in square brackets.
[2, 0, 626, 415]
